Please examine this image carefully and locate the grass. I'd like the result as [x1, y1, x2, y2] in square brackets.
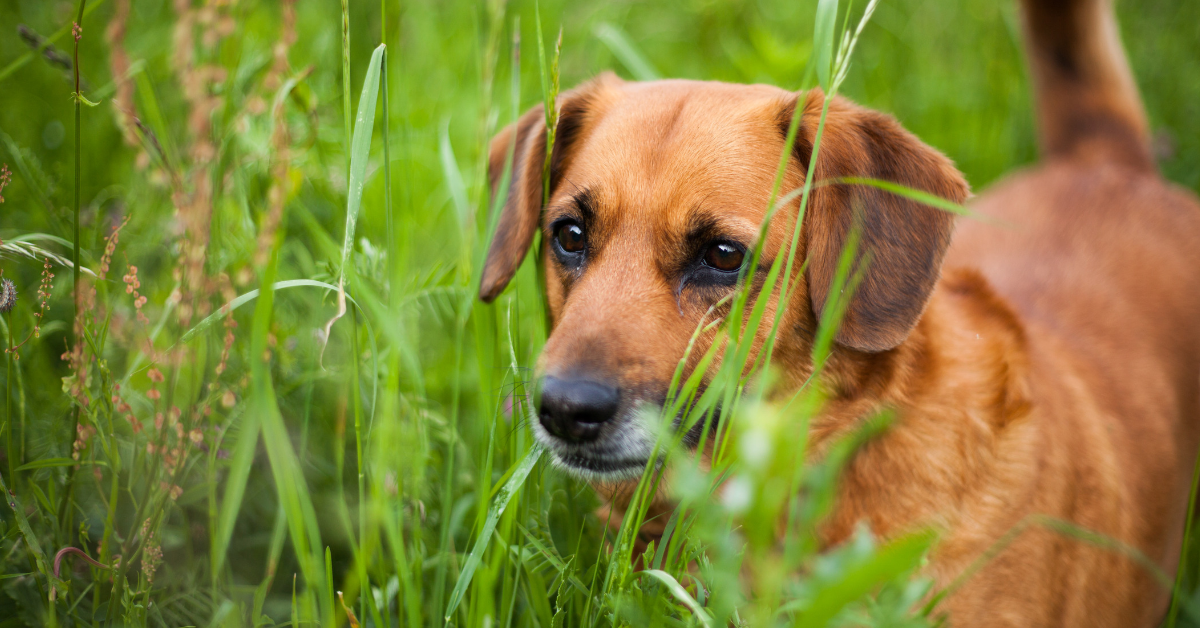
[0, 0, 1197, 626]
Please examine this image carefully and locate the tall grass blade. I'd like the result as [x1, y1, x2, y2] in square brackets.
[439, 121, 470, 228]
[1168, 441, 1200, 627]
[0, 0, 107, 84]
[182, 280, 360, 343]
[444, 446, 543, 622]
[323, 44, 386, 346]
[642, 569, 714, 628]
[813, 0, 838, 89]
[593, 23, 659, 81]
[212, 409, 260, 578]
[821, 176, 976, 217]
[341, 0, 352, 166]
[793, 530, 935, 628]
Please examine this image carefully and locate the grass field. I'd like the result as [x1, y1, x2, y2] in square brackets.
[0, 0, 1198, 626]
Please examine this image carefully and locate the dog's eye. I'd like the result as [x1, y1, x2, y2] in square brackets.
[555, 222, 586, 253]
[703, 242, 744, 272]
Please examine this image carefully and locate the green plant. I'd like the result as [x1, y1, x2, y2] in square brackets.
[0, 0, 1197, 626]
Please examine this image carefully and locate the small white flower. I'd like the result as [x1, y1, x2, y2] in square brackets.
[740, 429, 772, 469]
[722, 475, 754, 514]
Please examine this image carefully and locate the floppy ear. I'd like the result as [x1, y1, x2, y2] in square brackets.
[791, 89, 970, 352]
[479, 73, 618, 302]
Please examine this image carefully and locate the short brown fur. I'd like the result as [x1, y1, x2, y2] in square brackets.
[478, 0, 1200, 624]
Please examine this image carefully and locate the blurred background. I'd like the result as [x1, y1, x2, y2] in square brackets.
[0, 0, 1197, 625]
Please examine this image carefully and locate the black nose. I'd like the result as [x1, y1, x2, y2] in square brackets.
[538, 376, 620, 443]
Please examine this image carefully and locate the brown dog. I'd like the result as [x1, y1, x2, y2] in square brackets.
[479, 0, 1200, 624]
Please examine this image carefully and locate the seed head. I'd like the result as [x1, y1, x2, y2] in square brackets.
[0, 278, 16, 313]
[0, 164, 11, 203]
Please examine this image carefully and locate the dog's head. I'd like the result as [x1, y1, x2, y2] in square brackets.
[481, 73, 968, 480]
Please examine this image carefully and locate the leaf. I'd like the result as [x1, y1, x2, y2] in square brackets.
[515, 523, 590, 596]
[15, 457, 99, 471]
[212, 407, 260, 578]
[249, 229, 329, 621]
[814, 0, 839, 90]
[71, 91, 102, 107]
[793, 529, 936, 628]
[340, 43, 386, 281]
[443, 446, 543, 622]
[438, 120, 469, 228]
[0, 239, 97, 276]
[820, 176, 977, 217]
[593, 23, 659, 81]
[0, 470, 54, 586]
[322, 43, 386, 352]
[179, 279, 359, 344]
[643, 569, 714, 628]
[535, 4, 563, 206]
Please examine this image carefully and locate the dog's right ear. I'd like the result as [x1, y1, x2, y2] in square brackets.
[479, 73, 619, 302]
[789, 89, 970, 352]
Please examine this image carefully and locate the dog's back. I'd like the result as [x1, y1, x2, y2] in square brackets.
[944, 0, 1200, 623]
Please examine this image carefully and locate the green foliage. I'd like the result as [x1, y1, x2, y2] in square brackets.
[0, 0, 1196, 627]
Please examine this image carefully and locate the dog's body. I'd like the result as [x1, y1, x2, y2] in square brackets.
[480, 0, 1200, 624]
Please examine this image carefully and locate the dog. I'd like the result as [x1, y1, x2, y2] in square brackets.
[478, 0, 1200, 624]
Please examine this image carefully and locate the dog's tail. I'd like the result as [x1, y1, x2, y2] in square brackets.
[1019, 0, 1154, 171]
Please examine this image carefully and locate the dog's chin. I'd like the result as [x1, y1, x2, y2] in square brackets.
[531, 418, 656, 483]
[547, 450, 649, 483]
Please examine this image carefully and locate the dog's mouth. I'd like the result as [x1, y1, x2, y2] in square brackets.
[533, 401, 720, 482]
[552, 451, 651, 481]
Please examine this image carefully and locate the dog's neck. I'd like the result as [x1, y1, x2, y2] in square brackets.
[809, 266, 1032, 544]
[592, 268, 1032, 553]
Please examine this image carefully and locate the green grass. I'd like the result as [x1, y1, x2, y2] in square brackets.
[0, 0, 1197, 626]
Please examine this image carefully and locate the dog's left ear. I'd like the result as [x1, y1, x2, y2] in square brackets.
[479, 73, 620, 302]
[790, 89, 970, 352]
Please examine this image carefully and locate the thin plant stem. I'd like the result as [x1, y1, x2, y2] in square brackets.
[1167, 443, 1200, 627]
[4, 312, 13, 487]
[58, 0, 88, 568]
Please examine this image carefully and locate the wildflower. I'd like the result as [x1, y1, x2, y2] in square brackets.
[98, 216, 130, 281]
[72, 424, 96, 461]
[123, 260, 148, 324]
[147, 368, 164, 383]
[106, 0, 141, 151]
[214, 316, 235, 375]
[0, 278, 15, 313]
[721, 475, 754, 515]
[141, 521, 162, 584]
[123, 266, 140, 293]
[72, 23, 82, 43]
[33, 258, 53, 338]
[0, 163, 11, 203]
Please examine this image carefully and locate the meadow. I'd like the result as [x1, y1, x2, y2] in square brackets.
[0, 0, 1198, 626]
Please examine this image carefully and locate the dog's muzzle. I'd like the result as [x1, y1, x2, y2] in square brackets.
[533, 375, 662, 480]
